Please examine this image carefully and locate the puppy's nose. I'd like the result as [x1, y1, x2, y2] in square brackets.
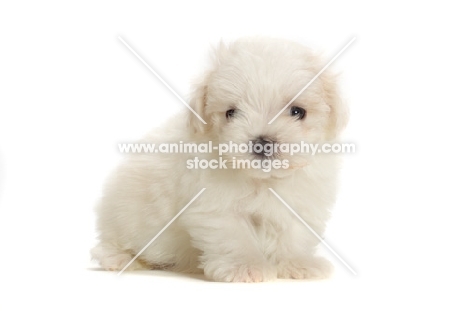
[251, 136, 276, 158]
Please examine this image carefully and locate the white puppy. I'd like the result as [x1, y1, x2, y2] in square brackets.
[91, 37, 348, 282]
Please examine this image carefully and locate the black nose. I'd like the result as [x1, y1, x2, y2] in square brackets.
[252, 136, 276, 158]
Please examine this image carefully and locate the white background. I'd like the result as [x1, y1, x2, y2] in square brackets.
[1, 1, 467, 310]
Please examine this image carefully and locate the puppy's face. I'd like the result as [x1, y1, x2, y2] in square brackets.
[189, 38, 348, 178]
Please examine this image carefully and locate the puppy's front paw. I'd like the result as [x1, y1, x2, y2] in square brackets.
[100, 253, 145, 271]
[204, 262, 277, 283]
[277, 257, 334, 279]
[91, 245, 144, 272]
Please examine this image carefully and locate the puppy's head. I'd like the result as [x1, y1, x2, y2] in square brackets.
[188, 37, 348, 178]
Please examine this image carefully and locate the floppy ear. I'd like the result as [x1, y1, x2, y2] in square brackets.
[324, 75, 349, 140]
[187, 77, 209, 134]
[187, 41, 228, 134]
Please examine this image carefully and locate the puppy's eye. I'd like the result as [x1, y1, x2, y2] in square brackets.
[226, 109, 236, 119]
[290, 106, 306, 120]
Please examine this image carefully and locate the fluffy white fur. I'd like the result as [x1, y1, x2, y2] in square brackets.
[91, 37, 348, 282]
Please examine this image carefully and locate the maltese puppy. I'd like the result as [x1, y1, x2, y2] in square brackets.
[91, 37, 348, 282]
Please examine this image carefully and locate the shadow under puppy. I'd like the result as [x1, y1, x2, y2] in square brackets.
[91, 37, 348, 282]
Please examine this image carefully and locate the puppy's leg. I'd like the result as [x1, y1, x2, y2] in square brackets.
[275, 225, 334, 279]
[277, 255, 333, 279]
[91, 242, 144, 271]
[182, 213, 276, 282]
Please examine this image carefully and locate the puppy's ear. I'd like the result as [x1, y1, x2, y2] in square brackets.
[188, 78, 208, 134]
[187, 41, 228, 134]
[324, 74, 349, 140]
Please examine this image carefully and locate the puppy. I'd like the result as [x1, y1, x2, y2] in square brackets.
[91, 37, 348, 282]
